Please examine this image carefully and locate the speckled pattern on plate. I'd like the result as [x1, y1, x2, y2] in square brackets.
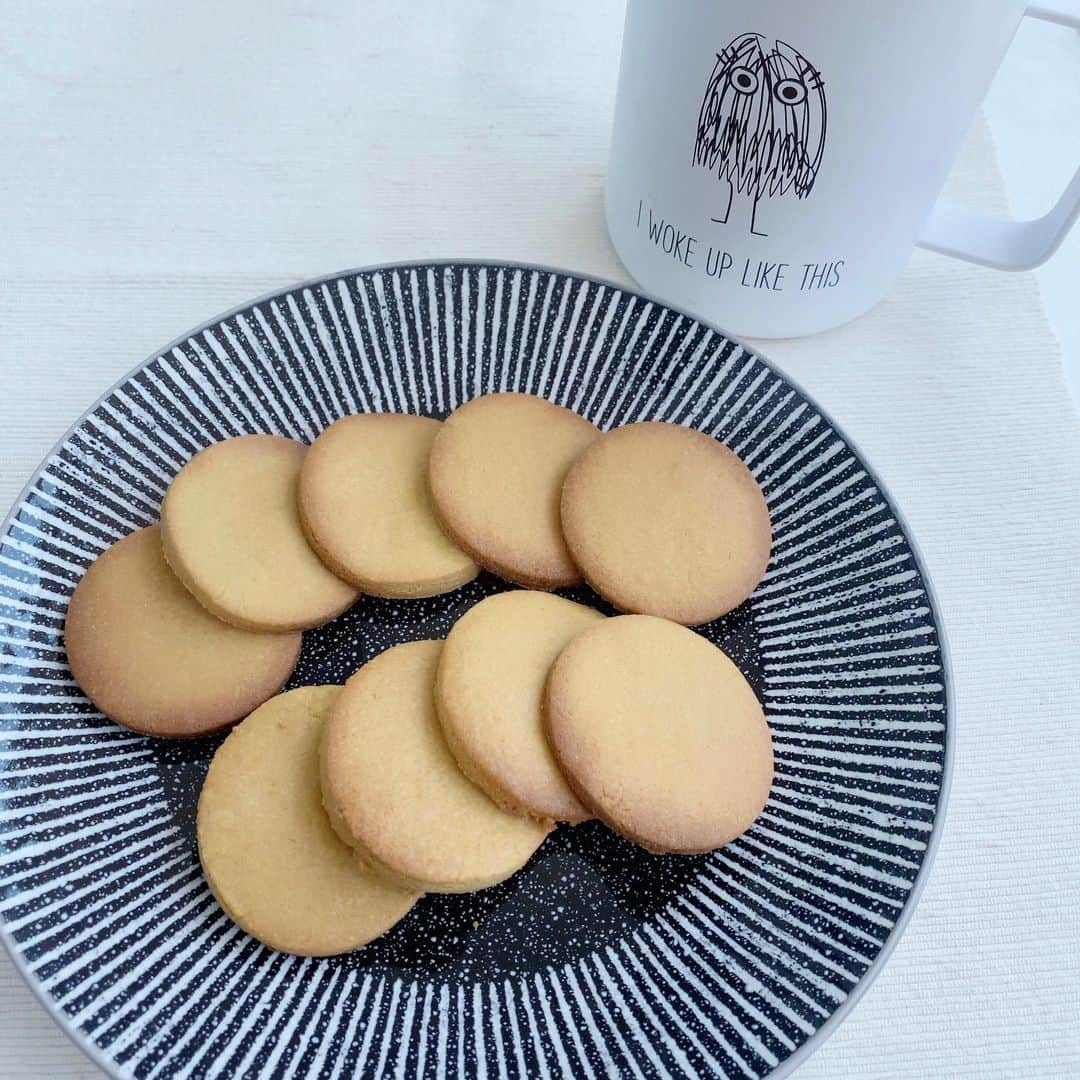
[0, 262, 950, 1079]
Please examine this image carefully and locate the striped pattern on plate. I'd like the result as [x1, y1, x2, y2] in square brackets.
[0, 263, 950, 1079]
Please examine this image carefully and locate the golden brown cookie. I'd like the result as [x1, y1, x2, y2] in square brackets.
[65, 526, 301, 737]
[560, 421, 771, 625]
[161, 434, 358, 632]
[321, 640, 550, 892]
[544, 614, 773, 853]
[427, 393, 599, 589]
[298, 413, 478, 598]
[197, 685, 418, 955]
[436, 591, 602, 824]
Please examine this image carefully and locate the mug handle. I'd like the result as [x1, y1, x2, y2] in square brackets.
[916, 0, 1080, 271]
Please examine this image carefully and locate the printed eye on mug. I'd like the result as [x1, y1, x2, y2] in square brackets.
[605, 0, 1080, 339]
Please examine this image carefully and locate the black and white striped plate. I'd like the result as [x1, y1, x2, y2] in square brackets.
[0, 262, 951, 1079]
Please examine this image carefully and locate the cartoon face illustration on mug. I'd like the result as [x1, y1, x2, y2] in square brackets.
[693, 33, 827, 237]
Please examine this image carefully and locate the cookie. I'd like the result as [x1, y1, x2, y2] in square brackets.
[321, 640, 550, 892]
[161, 434, 358, 631]
[427, 393, 599, 588]
[544, 614, 773, 853]
[197, 685, 418, 955]
[436, 591, 602, 824]
[298, 413, 478, 598]
[65, 526, 301, 737]
[560, 421, 771, 625]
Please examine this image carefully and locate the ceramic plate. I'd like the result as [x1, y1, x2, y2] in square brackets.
[0, 262, 951, 1079]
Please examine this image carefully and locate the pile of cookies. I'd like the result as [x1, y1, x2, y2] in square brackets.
[64, 392, 774, 956]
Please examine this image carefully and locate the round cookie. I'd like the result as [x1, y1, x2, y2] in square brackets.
[65, 526, 301, 737]
[197, 685, 418, 955]
[321, 640, 550, 892]
[427, 393, 599, 589]
[544, 614, 773, 854]
[560, 421, 771, 625]
[298, 413, 478, 598]
[436, 591, 602, 824]
[161, 434, 358, 631]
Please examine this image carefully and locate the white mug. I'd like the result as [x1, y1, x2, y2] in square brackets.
[605, 0, 1080, 338]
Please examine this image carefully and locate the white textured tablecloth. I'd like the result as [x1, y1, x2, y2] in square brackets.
[2, 2, 1079, 1076]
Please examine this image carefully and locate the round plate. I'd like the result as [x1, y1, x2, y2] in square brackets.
[0, 262, 951, 1079]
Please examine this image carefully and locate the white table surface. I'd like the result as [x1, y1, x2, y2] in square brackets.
[2, 3, 1079, 1078]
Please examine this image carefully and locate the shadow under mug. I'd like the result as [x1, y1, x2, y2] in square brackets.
[605, 0, 1080, 338]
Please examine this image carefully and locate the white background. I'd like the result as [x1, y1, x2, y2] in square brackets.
[1, 3, 1079, 1077]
